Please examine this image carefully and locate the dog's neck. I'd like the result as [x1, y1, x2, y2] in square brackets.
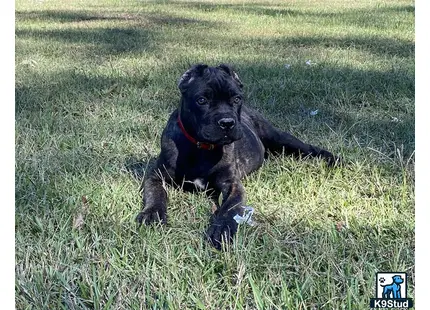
[177, 112, 217, 151]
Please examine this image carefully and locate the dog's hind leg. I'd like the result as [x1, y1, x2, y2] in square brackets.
[245, 107, 340, 166]
[382, 288, 388, 299]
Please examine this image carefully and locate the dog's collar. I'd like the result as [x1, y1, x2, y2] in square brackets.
[177, 115, 216, 150]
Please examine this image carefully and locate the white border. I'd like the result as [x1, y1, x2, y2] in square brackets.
[7, 1, 422, 309]
[415, 0, 427, 308]
[0, 0, 16, 309]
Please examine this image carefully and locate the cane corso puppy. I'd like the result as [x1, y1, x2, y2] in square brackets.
[136, 64, 339, 249]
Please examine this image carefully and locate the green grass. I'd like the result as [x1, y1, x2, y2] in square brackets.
[15, 0, 414, 308]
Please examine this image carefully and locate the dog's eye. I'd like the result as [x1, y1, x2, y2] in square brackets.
[196, 97, 207, 105]
[233, 96, 242, 104]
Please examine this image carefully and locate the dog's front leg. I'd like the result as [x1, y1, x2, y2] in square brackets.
[206, 179, 245, 250]
[394, 288, 401, 299]
[135, 164, 171, 225]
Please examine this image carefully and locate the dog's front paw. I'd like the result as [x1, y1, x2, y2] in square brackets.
[136, 207, 167, 226]
[206, 216, 238, 250]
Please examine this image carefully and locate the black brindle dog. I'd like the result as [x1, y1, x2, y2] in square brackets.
[136, 64, 339, 249]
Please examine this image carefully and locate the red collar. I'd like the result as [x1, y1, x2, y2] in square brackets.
[177, 115, 216, 150]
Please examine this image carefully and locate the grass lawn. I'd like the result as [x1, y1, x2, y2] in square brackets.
[15, 0, 415, 308]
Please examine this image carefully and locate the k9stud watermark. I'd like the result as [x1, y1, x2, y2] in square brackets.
[369, 272, 413, 309]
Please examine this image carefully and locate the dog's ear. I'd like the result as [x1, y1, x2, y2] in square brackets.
[217, 64, 243, 88]
[178, 64, 208, 92]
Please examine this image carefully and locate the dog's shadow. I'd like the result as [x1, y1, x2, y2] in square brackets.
[124, 156, 157, 183]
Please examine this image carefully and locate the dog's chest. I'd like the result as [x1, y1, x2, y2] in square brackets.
[175, 149, 224, 182]
[190, 178, 207, 190]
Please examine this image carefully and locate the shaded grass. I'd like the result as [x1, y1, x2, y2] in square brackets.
[15, 0, 414, 308]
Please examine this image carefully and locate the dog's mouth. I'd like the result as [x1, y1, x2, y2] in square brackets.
[218, 135, 239, 145]
[199, 126, 243, 145]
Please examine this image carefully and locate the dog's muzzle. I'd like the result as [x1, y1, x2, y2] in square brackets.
[218, 118, 236, 130]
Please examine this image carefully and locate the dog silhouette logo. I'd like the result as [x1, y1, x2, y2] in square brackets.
[380, 275, 404, 299]
[370, 272, 413, 309]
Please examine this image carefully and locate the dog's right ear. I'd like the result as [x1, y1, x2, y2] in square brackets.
[178, 64, 208, 93]
[217, 64, 243, 88]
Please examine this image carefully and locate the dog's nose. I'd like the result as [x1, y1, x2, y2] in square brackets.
[218, 118, 235, 130]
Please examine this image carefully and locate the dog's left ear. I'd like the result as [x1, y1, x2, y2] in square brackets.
[218, 64, 243, 88]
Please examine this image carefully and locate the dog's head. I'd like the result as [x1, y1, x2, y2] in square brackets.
[178, 64, 244, 145]
[392, 275, 404, 284]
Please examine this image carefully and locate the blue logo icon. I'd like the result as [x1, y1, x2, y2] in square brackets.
[370, 272, 413, 309]
[381, 275, 404, 299]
